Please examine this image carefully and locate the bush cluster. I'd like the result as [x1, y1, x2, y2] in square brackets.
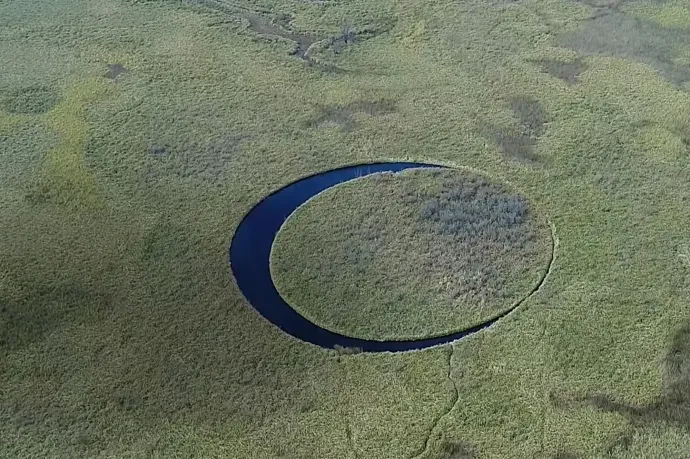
[420, 175, 537, 249]
[416, 172, 543, 304]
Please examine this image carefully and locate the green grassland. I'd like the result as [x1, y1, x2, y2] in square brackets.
[271, 168, 552, 341]
[0, 0, 689, 458]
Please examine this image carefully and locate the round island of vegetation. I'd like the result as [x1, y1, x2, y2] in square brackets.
[270, 167, 552, 341]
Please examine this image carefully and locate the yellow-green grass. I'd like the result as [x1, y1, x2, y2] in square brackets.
[0, 0, 689, 458]
[272, 168, 552, 341]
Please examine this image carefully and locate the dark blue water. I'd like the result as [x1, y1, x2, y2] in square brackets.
[229, 162, 519, 352]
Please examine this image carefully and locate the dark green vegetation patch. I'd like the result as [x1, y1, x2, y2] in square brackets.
[308, 99, 396, 131]
[441, 442, 477, 458]
[588, 325, 690, 428]
[271, 168, 552, 341]
[537, 58, 588, 84]
[105, 64, 127, 80]
[487, 96, 548, 165]
[560, 11, 690, 85]
[1, 86, 59, 115]
[550, 323, 690, 457]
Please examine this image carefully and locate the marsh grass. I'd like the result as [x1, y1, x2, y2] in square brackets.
[1, 86, 60, 114]
[553, 452, 580, 459]
[0, 283, 110, 350]
[537, 58, 588, 84]
[333, 344, 364, 355]
[486, 96, 548, 164]
[559, 11, 690, 85]
[105, 63, 127, 80]
[509, 97, 548, 134]
[182, 0, 319, 60]
[440, 442, 476, 458]
[330, 24, 359, 55]
[243, 12, 318, 60]
[308, 99, 396, 131]
[548, 323, 690, 456]
[570, 0, 625, 14]
[2, 0, 690, 457]
[586, 324, 690, 428]
[271, 168, 551, 340]
[332, 345, 364, 361]
[186, 0, 391, 65]
[325, 22, 392, 57]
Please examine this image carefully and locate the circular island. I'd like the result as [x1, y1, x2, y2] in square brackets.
[229, 163, 554, 352]
[272, 167, 552, 341]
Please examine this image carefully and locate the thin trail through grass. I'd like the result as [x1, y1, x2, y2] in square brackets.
[345, 422, 360, 459]
[409, 344, 460, 459]
[413, 222, 559, 459]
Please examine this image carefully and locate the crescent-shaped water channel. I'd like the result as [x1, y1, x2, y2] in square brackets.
[229, 162, 554, 352]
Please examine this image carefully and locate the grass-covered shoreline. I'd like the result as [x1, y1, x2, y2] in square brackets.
[1, 0, 689, 457]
